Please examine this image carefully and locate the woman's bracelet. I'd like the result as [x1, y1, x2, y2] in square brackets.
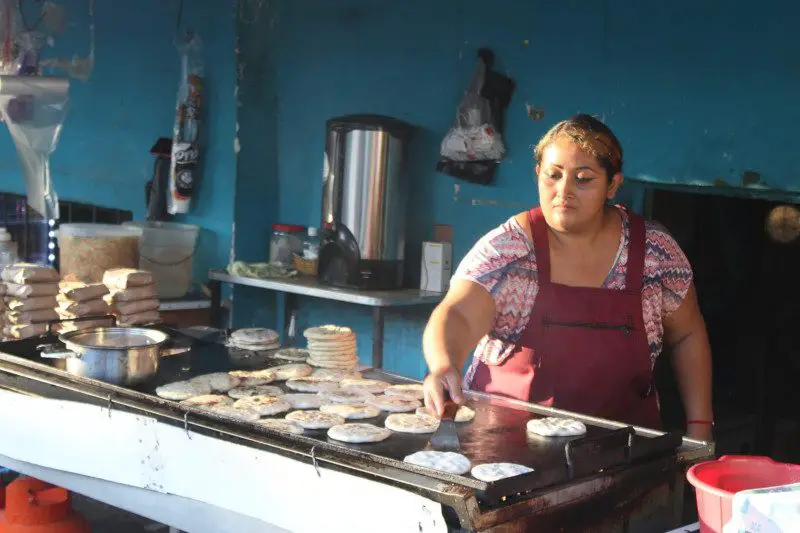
[686, 420, 714, 426]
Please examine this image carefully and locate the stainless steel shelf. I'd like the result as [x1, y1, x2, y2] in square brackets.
[207, 269, 443, 307]
[207, 269, 445, 369]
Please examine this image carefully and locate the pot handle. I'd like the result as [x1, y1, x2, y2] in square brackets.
[37, 343, 79, 359]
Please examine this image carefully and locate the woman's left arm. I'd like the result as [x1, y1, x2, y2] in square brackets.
[662, 283, 714, 441]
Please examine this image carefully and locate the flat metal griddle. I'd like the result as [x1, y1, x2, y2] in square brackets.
[0, 326, 683, 508]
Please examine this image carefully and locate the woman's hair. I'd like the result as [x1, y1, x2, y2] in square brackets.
[533, 114, 623, 178]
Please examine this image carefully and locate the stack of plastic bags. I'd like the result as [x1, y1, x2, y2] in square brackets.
[56, 281, 112, 333]
[1, 263, 60, 339]
[103, 268, 160, 326]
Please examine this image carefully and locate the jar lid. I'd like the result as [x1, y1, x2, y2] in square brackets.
[273, 223, 305, 233]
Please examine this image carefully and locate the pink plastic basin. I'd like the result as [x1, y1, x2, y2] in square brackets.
[686, 455, 800, 533]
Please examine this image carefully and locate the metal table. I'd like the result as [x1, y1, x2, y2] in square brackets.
[207, 269, 443, 369]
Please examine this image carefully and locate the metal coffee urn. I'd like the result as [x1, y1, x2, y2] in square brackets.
[319, 114, 414, 290]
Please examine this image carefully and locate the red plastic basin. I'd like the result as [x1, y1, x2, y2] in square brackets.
[686, 455, 800, 533]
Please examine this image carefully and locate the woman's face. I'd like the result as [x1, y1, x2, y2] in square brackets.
[537, 138, 623, 233]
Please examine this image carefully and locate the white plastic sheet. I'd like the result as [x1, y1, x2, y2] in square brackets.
[0, 74, 69, 220]
[724, 482, 800, 533]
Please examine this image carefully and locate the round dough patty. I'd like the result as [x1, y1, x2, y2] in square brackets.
[404, 451, 471, 475]
[270, 363, 313, 381]
[281, 393, 323, 409]
[385, 383, 425, 400]
[230, 327, 279, 345]
[471, 463, 533, 482]
[416, 405, 476, 423]
[285, 410, 345, 429]
[190, 372, 240, 393]
[229, 369, 276, 386]
[320, 403, 380, 420]
[233, 396, 291, 416]
[327, 423, 391, 443]
[208, 405, 260, 422]
[318, 389, 375, 405]
[286, 377, 341, 392]
[312, 368, 362, 381]
[180, 394, 234, 407]
[303, 325, 354, 340]
[257, 419, 304, 435]
[307, 357, 359, 370]
[368, 396, 421, 413]
[156, 380, 211, 401]
[341, 379, 390, 394]
[273, 348, 309, 362]
[385, 413, 439, 434]
[228, 385, 283, 399]
[526, 417, 587, 437]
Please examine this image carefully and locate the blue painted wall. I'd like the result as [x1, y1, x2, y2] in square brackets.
[0, 0, 237, 279]
[237, 0, 800, 379]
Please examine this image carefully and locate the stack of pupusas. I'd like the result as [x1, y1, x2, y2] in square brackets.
[103, 268, 160, 326]
[2, 263, 60, 339]
[227, 328, 281, 351]
[303, 325, 359, 370]
[56, 281, 112, 333]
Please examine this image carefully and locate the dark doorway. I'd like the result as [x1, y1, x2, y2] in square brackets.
[650, 189, 800, 461]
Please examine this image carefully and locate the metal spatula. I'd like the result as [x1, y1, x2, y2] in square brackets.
[426, 399, 461, 452]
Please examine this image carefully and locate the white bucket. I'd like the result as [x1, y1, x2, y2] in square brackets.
[123, 221, 199, 299]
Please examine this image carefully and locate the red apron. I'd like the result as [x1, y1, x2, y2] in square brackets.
[470, 207, 661, 429]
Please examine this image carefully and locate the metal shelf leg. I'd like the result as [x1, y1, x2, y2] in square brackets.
[372, 308, 384, 369]
[209, 280, 222, 328]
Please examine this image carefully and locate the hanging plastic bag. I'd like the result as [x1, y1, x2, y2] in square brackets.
[436, 49, 515, 186]
[0, 75, 69, 220]
[167, 32, 204, 215]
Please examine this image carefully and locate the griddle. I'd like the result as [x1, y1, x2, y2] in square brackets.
[0, 326, 683, 509]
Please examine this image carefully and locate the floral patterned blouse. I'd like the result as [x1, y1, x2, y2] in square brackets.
[452, 206, 693, 387]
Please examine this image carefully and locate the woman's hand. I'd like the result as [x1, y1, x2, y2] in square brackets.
[423, 366, 466, 417]
[422, 280, 496, 417]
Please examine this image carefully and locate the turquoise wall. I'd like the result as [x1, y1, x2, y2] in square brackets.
[235, 0, 800, 380]
[0, 0, 237, 279]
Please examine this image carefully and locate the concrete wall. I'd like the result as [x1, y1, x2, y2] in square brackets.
[0, 0, 237, 279]
[234, 0, 800, 379]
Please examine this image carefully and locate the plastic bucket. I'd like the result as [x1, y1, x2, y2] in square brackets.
[57, 224, 143, 283]
[123, 221, 198, 299]
[686, 455, 800, 533]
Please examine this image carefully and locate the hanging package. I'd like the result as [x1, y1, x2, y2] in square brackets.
[436, 49, 515, 186]
[167, 32, 204, 215]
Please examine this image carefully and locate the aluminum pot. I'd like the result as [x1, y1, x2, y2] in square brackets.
[41, 327, 169, 385]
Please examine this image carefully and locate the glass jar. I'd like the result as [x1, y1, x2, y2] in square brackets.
[303, 227, 320, 260]
[269, 224, 305, 268]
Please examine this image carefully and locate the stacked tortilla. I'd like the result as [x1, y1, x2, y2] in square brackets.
[103, 269, 160, 326]
[55, 280, 112, 333]
[2, 263, 60, 339]
[303, 325, 359, 370]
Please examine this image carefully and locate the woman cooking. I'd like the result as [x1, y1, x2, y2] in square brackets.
[422, 114, 713, 441]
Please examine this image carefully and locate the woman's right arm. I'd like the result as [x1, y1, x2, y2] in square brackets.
[422, 279, 496, 415]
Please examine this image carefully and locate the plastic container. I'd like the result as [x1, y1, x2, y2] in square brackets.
[123, 221, 199, 299]
[0, 228, 17, 269]
[57, 224, 143, 283]
[303, 226, 320, 260]
[687, 455, 800, 533]
[270, 224, 305, 268]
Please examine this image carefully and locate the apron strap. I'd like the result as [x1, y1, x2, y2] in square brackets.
[528, 207, 551, 283]
[625, 210, 647, 291]
[529, 206, 647, 291]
